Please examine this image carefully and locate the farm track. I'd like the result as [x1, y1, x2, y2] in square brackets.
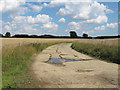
[32, 43, 118, 88]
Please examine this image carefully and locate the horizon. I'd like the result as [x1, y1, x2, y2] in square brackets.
[1, 0, 119, 37]
[1, 32, 119, 38]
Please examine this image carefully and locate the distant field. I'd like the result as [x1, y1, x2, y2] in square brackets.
[2, 38, 78, 48]
[2, 38, 119, 47]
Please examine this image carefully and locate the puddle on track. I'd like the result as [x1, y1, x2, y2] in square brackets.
[49, 58, 82, 63]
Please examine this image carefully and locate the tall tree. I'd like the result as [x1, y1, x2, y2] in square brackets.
[82, 33, 88, 38]
[70, 31, 78, 38]
[5, 32, 11, 37]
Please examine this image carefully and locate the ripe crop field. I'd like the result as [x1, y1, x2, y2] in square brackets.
[2, 38, 78, 48]
[2, 38, 119, 47]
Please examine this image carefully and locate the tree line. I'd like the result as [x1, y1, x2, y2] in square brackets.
[0, 31, 120, 39]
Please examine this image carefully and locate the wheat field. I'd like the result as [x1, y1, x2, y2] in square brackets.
[1, 38, 119, 48]
[2, 38, 78, 48]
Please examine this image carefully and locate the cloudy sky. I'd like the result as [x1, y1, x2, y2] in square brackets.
[0, 0, 119, 36]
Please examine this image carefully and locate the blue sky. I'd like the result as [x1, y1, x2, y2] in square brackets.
[0, 0, 119, 37]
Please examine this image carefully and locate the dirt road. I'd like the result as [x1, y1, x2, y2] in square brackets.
[32, 43, 118, 88]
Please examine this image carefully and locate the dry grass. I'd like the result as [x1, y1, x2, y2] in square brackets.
[71, 41, 119, 64]
[2, 38, 119, 48]
[2, 38, 78, 48]
[76, 38, 119, 46]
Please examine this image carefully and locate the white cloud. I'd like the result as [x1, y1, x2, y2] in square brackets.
[67, 21, 96, 35]
[4, 25, 11, 31]
[0, 0, 29, 18]
[107, 23, 118, 28]
[28, 3, 43, 12]
[23, 14, 52, 24]
[68, 22, 81, 30]
[82, 30, 95, 34]
[94, 25, 105, 31]
[106, 9, 114, 14]
[41, 22, 58, 31]
[0, 20, 3, 26]
[65, 29, 69, 32]
[88, 30, 94, 34]
[3, 14, 58, 34]
[35, 14, 52, 23]
[94, 23, 118, 31]
[43, 3, 48, 7]
[85, 15, 108, 24]
[0, 20, 3, 33]
[0, 0, 25, 13]
[82, 31, 88, 34]
[11, 14, 52, 24]
[48, 0, 93, 7]
[48, 0, 66, 7]
[59, 18, 66, 23]
[55, 1, 113, 24]
[47, 0, 114, 35]
[67, 21, 118, 35]
[27, 16, 35, 24]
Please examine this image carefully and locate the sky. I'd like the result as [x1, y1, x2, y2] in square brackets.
[0, 0, 119, 37]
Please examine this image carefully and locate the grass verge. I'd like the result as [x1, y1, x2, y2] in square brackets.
[2, 42, 71, 88]
[71, 42, 120, 64]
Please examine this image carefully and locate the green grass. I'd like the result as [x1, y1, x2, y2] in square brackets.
[2, 42, 71, 88]
[71, 42, 120, 64]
